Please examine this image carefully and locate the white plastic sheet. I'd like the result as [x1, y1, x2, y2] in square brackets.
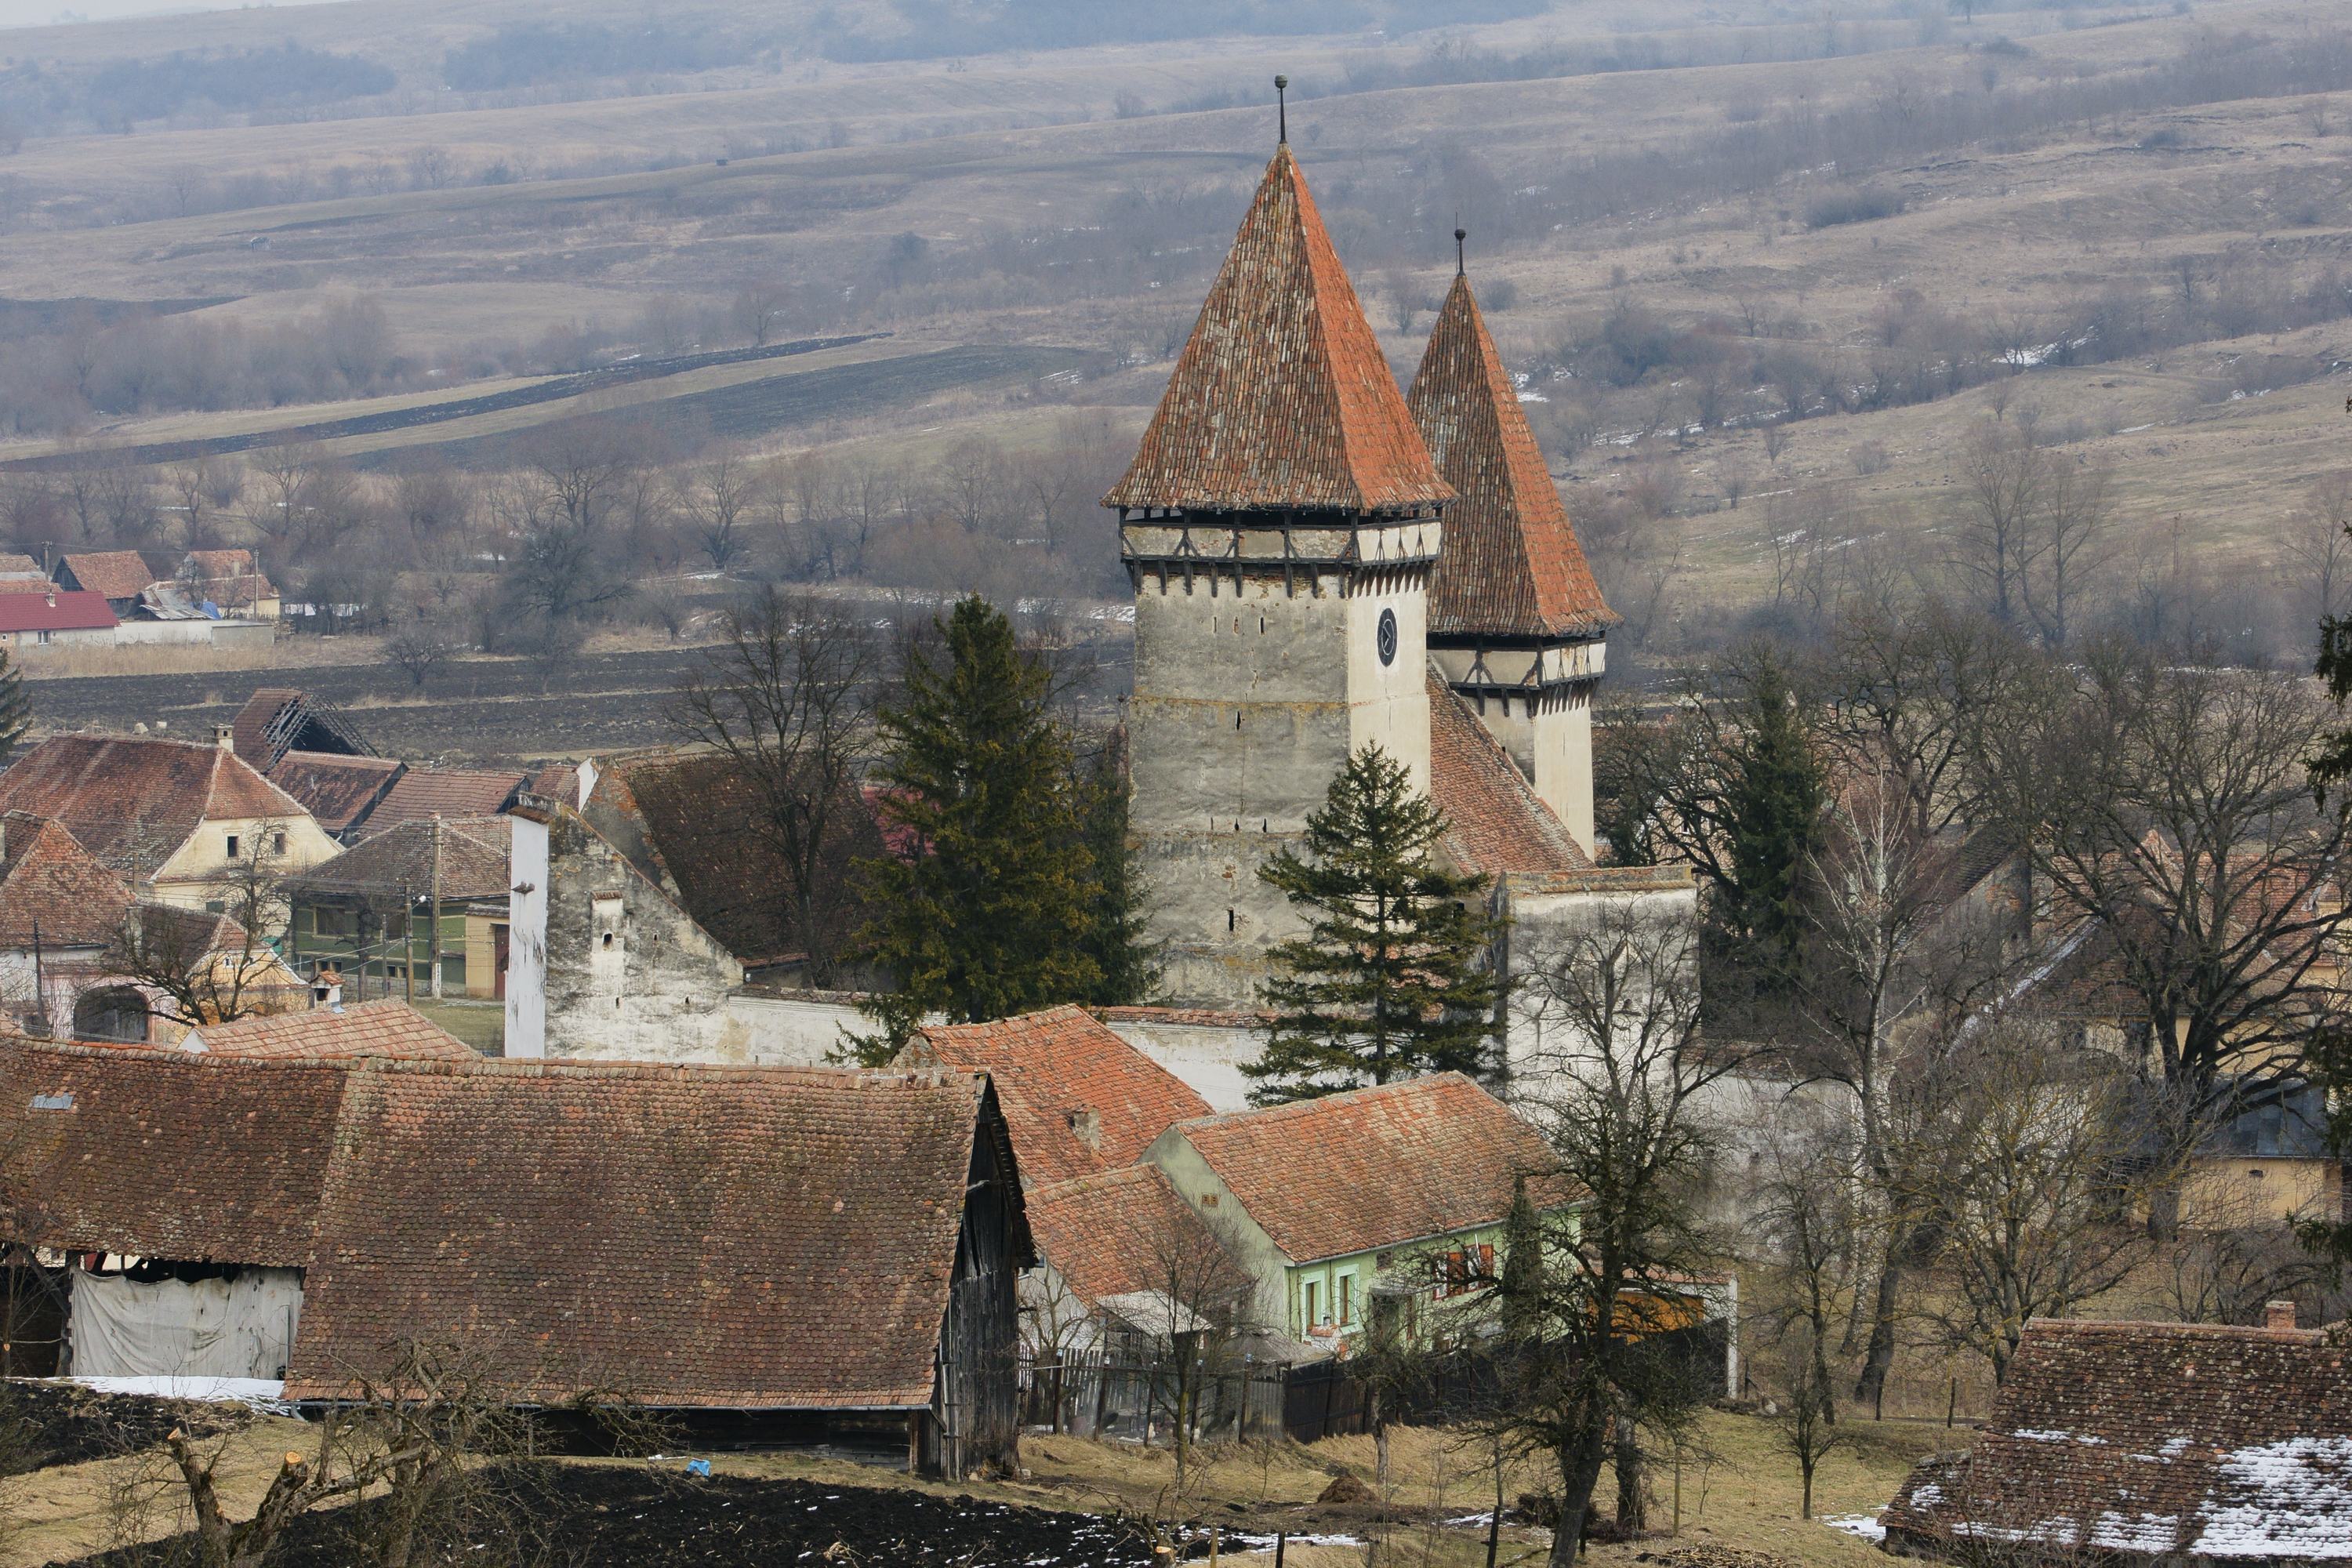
[67, 1269, 303, 1381]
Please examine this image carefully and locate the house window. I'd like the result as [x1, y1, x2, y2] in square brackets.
[224, 833, 240, 859]
[2249, 1167, 2267, 1181]
[1199, 1194, 1218, 1207]
[1302, 1279, 1320, 1332]
[1338, 1273, 1353, 1327]
[35, 630, 50, 645]
[271, 831, 285, 855]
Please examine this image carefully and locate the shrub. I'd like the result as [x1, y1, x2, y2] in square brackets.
[1804, 187, 1906, 229]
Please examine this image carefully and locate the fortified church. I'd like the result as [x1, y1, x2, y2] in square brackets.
[1105, 124, 1693, 1080]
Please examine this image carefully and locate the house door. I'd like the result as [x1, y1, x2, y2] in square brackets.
[492, 924, 509, 1000]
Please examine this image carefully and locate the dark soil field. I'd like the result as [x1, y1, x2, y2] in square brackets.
[67, 1462, 1165, 1568]
[23, 630, 1134, 765]
[26, 647, 711, 765]
[0, 1383, 248, 1475]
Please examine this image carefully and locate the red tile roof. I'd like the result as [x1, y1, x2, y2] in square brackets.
[0, 813, 133, 948]
[1024, 1164, 1225, 1308]
[187, 999, 478, 1061]
[55, 551, 155, 601]
[0, 554, 42, 575]
[1410, 274, 1617, 639]
[1428, 677, 1592, 875]
[1104, 144, 1452, 517]
[0, 591, 115, 633]
[0, 735, 313, 872]
[357, 769, 526, 837]
[0, 1040, 351, 1267]
[1886, 1316, 2352, 1560]
[266, 752, 405, 835]
[1161, 1073, 1560, 1264]
[902, 1005, 1214, 1187]
[288, 1060, 1013, 1408]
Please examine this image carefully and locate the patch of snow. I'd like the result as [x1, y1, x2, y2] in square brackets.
[2189, 1436, 2352, 1559]
[2088, 1512, 2180, 1552]
[76, 1375, 294, 1413]
[1225, 1533, 1365, 1549]
[2013, 1428, 2108, 1444]
[1912, 1484, 1945, 1508]
[1823, 1514, 1886, 1543]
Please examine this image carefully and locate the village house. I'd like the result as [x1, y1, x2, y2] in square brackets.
[0, 811, 139, 1040]
[897, 1006, 1214, 1187]
[0, 1040, 1032, 1476]
[1882, 1308, 2352, 1563]
[1019, 1165, 1240, 1385]
[177, 549, 281, 622]
[1138, 1073, 1565, 1344]
[0, 590, 117, 650]
[49, 551, 153, 619]
[0, 732, 340, 913]
[284, 815, 512, 1001]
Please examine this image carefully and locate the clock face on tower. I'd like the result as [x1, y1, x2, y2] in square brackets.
[1376, 608, 1399, 666]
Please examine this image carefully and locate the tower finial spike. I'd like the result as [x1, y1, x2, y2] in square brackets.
[1275, 74, 1288, 143]
[1454, 224, 1467, 277]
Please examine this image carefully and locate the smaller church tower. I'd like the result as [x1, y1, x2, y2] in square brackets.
[1408, 249, 1619, 855]
[1105, 136, 1454, 1011]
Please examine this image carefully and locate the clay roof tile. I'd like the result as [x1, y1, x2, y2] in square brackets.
[1410, 274, 1616, 639]
[1105, 144, 1451, 517]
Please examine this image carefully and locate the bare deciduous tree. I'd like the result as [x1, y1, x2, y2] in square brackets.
[670, 590, 878, 985]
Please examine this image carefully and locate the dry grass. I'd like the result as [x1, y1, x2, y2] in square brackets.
[15, 637, 391, 682]
[0, 1413, 321, 1568]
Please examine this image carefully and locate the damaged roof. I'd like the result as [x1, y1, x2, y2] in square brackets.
[901, 1005, 1214, 1187]
[1152, 1073, 1563, 1265]
[0, 735, 312, 873]
[232, 689, 376, 771]
[1104, 143, 1451, 517]
[1409, 274, 1616, 641]
[1428, 677, 1592, 875]
[1885, 1316, 2352, 1561]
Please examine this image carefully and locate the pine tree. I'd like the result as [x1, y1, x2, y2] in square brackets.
[848, 596, 1100, 1058]
[1076, 726, 1159, 1006]
[0, 645, 29, 768]
[1725, 655, 1824, 956]
[1247, 744, 1505, 1104]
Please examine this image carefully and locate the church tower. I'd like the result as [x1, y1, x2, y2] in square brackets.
[1407, 254, 1618, 855]
[1105, 139, 1454, 1011]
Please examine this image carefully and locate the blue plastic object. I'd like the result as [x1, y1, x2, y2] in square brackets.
[686, 1459, 711, 1477]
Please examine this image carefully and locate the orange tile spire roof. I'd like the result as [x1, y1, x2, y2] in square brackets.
[1408, 272, 1617, 639]
[1104, 143, 1452, 517]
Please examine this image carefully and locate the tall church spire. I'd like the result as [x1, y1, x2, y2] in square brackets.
[1407, 273, 1615, 639]
[1105, 144, 1451, 518]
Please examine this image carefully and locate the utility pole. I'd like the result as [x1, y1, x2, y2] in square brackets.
[399, 883, 413, 1004]
[429, 815, 444, 1000]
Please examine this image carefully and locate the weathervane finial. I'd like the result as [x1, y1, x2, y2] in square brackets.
[1454, 224, 1467, 277]
[1275, 75, 1288, 143]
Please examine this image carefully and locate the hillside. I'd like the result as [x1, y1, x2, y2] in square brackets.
[0, 0, 2337, 666]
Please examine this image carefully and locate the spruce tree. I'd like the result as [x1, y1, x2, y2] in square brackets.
[848, 596, 1099, 1058]
[1725, 655, 1824, 956]
[1501, 1174, 1544, 1340]
[1075, 728, 1159, 1006]
[0, 646, 27, 768]
[1247, 744, 1505, 1104]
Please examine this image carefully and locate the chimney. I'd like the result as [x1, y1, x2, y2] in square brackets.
[214, 724, 234, 753]
[1067, 1107, 1102, 1152]
[2267, 1299, 2299, 1332]
[43, 590, 54, 608]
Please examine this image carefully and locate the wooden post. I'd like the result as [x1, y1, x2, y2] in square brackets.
[1275, 1532, 1286, 1567]
[429, 815, 444, 1000]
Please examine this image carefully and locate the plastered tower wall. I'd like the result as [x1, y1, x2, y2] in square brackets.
[1126, 523, 1439, 1008]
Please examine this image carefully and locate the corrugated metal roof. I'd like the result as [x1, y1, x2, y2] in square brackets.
[1105, 143, 1452, 517]
[1410, 274, 1616, 640]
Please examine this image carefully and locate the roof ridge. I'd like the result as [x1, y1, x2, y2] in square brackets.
[346, 1054, 988, 1088]
[2022, 1315, 2326, 1343]
[1179, 1069, 1479, 1129]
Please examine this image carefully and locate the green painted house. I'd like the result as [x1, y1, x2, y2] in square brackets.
[1138, 1073, 1566, 1345]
